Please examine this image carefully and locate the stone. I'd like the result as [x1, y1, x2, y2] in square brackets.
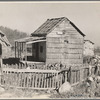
[87, 77, 94, 82]
[95, 76, 100, 83]
[59, 82, 73, 94]
[46, 90, 51, 94]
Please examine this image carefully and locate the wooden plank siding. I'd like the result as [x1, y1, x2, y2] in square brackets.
[67, 44, 83, 49]
[46, 20, 84, 66]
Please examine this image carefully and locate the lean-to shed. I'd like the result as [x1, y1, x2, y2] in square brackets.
[15, 17, 85, 66]
[0, 30, 12, 58]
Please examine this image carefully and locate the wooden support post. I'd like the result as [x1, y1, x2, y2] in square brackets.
[69, 67, 72, 84]
[21, 42, 23, 61]
[16, 42, 17, 58]
[20, 42, 22, 60]
[80, 68, 83, 81]
[20, 42, 21, 59]
[15, 42, 16, 58]
[41, 73, 44, 88]
[17, 42, 18, 58]
[17, 42, 19, 58]
[22, 42, 23, 53]
[25, 43, 27, 62]
[19, 42, 20, 60]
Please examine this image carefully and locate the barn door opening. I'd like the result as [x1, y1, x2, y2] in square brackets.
[32, 41, 46, 62]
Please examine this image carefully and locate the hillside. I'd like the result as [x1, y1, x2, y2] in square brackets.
[0, 26, 28, 46]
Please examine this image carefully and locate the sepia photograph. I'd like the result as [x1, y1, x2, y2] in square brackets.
[0, 1, 100, 99]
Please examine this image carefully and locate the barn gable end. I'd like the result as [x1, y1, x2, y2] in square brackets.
[46, 17, 84, 66]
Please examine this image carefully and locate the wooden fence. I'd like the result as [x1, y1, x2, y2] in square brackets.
[0, 67, 65, 89]
[67, 66, 96, 86]
[0, 64, 97, 89]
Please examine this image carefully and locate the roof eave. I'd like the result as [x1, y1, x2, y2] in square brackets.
[70, 21, 85, 37]
[84, 40, 94, 44]
[31, 33, 47, 37]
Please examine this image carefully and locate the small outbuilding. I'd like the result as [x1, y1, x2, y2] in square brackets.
[84, 40, 94, 57]
[15, 17, 85, 67]
[0, 30, 12, 58]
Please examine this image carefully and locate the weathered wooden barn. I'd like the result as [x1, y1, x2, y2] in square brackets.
[0, 30, 12, 58]
[83, 40, 94, 57]
[15, 17, 85, 66]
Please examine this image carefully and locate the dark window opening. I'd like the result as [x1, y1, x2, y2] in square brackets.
[33, 44, 36, 49]
[40, 46, 43, 53]
[64, 40, 69, 43]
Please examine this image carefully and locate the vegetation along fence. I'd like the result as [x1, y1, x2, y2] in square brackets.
[0, 63, 97, 89]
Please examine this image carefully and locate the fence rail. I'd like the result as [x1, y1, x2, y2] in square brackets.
[2, 63, 89, 70]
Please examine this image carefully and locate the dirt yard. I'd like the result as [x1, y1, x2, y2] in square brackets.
[0, 80, 100, 99]
[0, 87, 56, 99]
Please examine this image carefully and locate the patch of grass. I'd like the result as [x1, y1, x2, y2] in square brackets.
[1, 80, 100, 99]
[50, 81, 100, 99]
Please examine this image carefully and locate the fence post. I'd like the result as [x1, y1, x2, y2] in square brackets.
[15, 64, 18, 69]
[65, 71, 67, 82]
[80, 67, 83, 81]
[68, 66, 72, 84]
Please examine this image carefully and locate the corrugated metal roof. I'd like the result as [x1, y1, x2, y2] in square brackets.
[15, 36, 46, 42]
[31, 17, 85, 37]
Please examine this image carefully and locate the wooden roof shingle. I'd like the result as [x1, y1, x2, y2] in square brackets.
[31, 17, 85, 37]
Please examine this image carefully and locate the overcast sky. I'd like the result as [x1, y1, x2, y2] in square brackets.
[0, 2, 100, 47]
